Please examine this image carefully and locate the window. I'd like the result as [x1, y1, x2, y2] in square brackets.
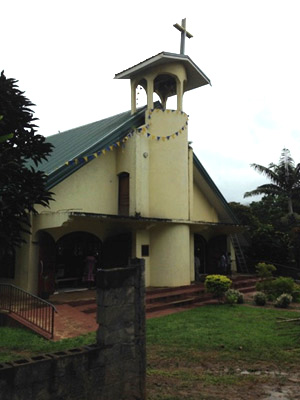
[141, 245, 149, 257]
[118, 172, 129, 215]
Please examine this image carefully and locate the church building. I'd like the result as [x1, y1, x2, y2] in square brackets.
[4, 21, 242, 296]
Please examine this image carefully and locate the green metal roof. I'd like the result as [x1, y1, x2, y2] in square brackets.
[34, 103, 237, 224]
[39, 106, 147, 190]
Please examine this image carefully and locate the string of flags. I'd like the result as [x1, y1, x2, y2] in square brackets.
[64, 108, 188, 166]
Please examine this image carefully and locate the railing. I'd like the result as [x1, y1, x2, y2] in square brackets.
[0, 284, 57, 339]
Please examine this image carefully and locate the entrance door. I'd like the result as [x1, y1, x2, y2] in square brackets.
[56, 232, 102, 288]
[194, 234, 207, 280]
[207, 235, 227, 274]
[102, 233, 132, 268]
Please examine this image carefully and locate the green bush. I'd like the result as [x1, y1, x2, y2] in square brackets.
[271, 277, 294, 297]
[256, 276, 295, 298]
[255, 262, 276, 278]
[205, 275, 232, 299]
[275, 293, 292, 308]
[225, 289, 244, 305]
[292, 283, 300, 302]
[256, 279, 273, 294]
[254, 292, 267, 306]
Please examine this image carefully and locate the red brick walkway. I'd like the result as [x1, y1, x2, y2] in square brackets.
[50, 289, 98, 341]
[50, 277, 258, 341]
[50, 288, 195, 341]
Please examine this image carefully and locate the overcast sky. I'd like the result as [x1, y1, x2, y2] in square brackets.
[2, 0, 300, 203]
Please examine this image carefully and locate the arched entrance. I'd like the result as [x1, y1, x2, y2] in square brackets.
[38, 231, 56, 298]
[102, 233, 132, 268]
[55, 232, 102, 289]
[207, 235, 227, 274]
[194, 234, 207, 281]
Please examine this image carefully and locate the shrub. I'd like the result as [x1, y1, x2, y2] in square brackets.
[205, 275, 232, 299]
[225, 289, 244, 305]
[292, 283, 300, 302]
[256, 277, 295, 298]
[254, 292, 267, 306]
[255, 262, 276, 278]
[275, 293, 292, 308]
[256, 279, 273, 294]
[271, 277, 294, 297]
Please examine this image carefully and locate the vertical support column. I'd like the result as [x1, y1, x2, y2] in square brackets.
[131, 80, 137, 114]
[176, 79, 183, 111]
[146, 77, 154, 110]
[96, 259, 146, 400]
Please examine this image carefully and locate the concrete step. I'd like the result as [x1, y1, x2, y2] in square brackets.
[146, 286, 205, 304]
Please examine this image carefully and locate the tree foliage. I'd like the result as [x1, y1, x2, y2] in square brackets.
[231, 149, 300, 272]
[0, 71, 53, 260]
[229, 195, 299, 271]
[244, 148, 300, 215]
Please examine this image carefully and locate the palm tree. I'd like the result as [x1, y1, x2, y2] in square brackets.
[244, 148, 300, 215]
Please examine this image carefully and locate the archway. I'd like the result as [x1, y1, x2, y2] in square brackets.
[56, 232, 102, 289]
[38, 231, 56, 298]
[207, 235, 227, 274]
[102, 233, 132, 268]
[194, 234, 207, 280]
[154, 74, 177, 109]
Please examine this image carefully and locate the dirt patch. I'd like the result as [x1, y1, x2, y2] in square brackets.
[147, 347, 300, 400]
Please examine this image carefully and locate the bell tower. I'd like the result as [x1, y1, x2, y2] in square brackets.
[115, 19, 210, 114]
[114, 20, 211, 286]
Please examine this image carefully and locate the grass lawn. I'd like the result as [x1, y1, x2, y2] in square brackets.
[0, 328, 96, 363]
[146, 304, 300, 400]
[1, 304, 300, 399]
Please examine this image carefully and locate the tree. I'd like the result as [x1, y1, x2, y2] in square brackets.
[0, 71, 53, 264]
[244, 148, 300, 215]
[229, 200, 292, 269]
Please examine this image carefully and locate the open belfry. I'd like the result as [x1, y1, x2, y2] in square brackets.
[4, 19, 241, 296]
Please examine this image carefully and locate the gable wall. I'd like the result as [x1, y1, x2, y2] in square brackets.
[192, 182, 219, 222]
[36, 138, 141, 215]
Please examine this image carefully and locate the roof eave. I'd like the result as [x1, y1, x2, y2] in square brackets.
[115, 52, 211, 91]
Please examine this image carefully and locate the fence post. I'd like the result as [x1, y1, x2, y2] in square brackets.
[96, 258, 146, 400]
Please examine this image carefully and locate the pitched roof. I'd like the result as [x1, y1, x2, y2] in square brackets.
[115, 52, 211, 91]
[37, 105, 237, 224]
[39, 106, 147, 190]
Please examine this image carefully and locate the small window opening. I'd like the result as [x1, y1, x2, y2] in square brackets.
[141, 245, 149, 257]
[118, 172, 130, 215]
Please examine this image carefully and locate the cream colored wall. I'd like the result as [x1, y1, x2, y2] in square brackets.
[134, 134, 150, 216]
[192, 183, 219, 222]
[35, 151, 117, 214]
[147, 109, 189, 219]
[35, 133, 141, 217]
[149, 224, 191, 287]
[133, 230, 150, 286]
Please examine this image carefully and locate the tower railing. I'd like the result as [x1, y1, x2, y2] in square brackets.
[0, 284, 57, 339]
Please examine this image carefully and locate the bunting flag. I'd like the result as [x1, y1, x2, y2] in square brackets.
[64, 108, 188, 166]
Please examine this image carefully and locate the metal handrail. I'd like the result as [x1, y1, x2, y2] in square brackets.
[0, 284, 57, 339]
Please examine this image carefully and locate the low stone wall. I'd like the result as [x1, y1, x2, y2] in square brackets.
[0, 259, 146, 400]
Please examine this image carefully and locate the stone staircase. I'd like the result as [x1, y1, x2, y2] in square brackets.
[146, 275, 258, 318]
[50, 275, 259, 338]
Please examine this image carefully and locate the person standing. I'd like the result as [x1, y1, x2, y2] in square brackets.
[83, 254, 97, 289]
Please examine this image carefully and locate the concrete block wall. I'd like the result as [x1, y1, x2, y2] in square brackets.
[0, 259, 146, 400]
